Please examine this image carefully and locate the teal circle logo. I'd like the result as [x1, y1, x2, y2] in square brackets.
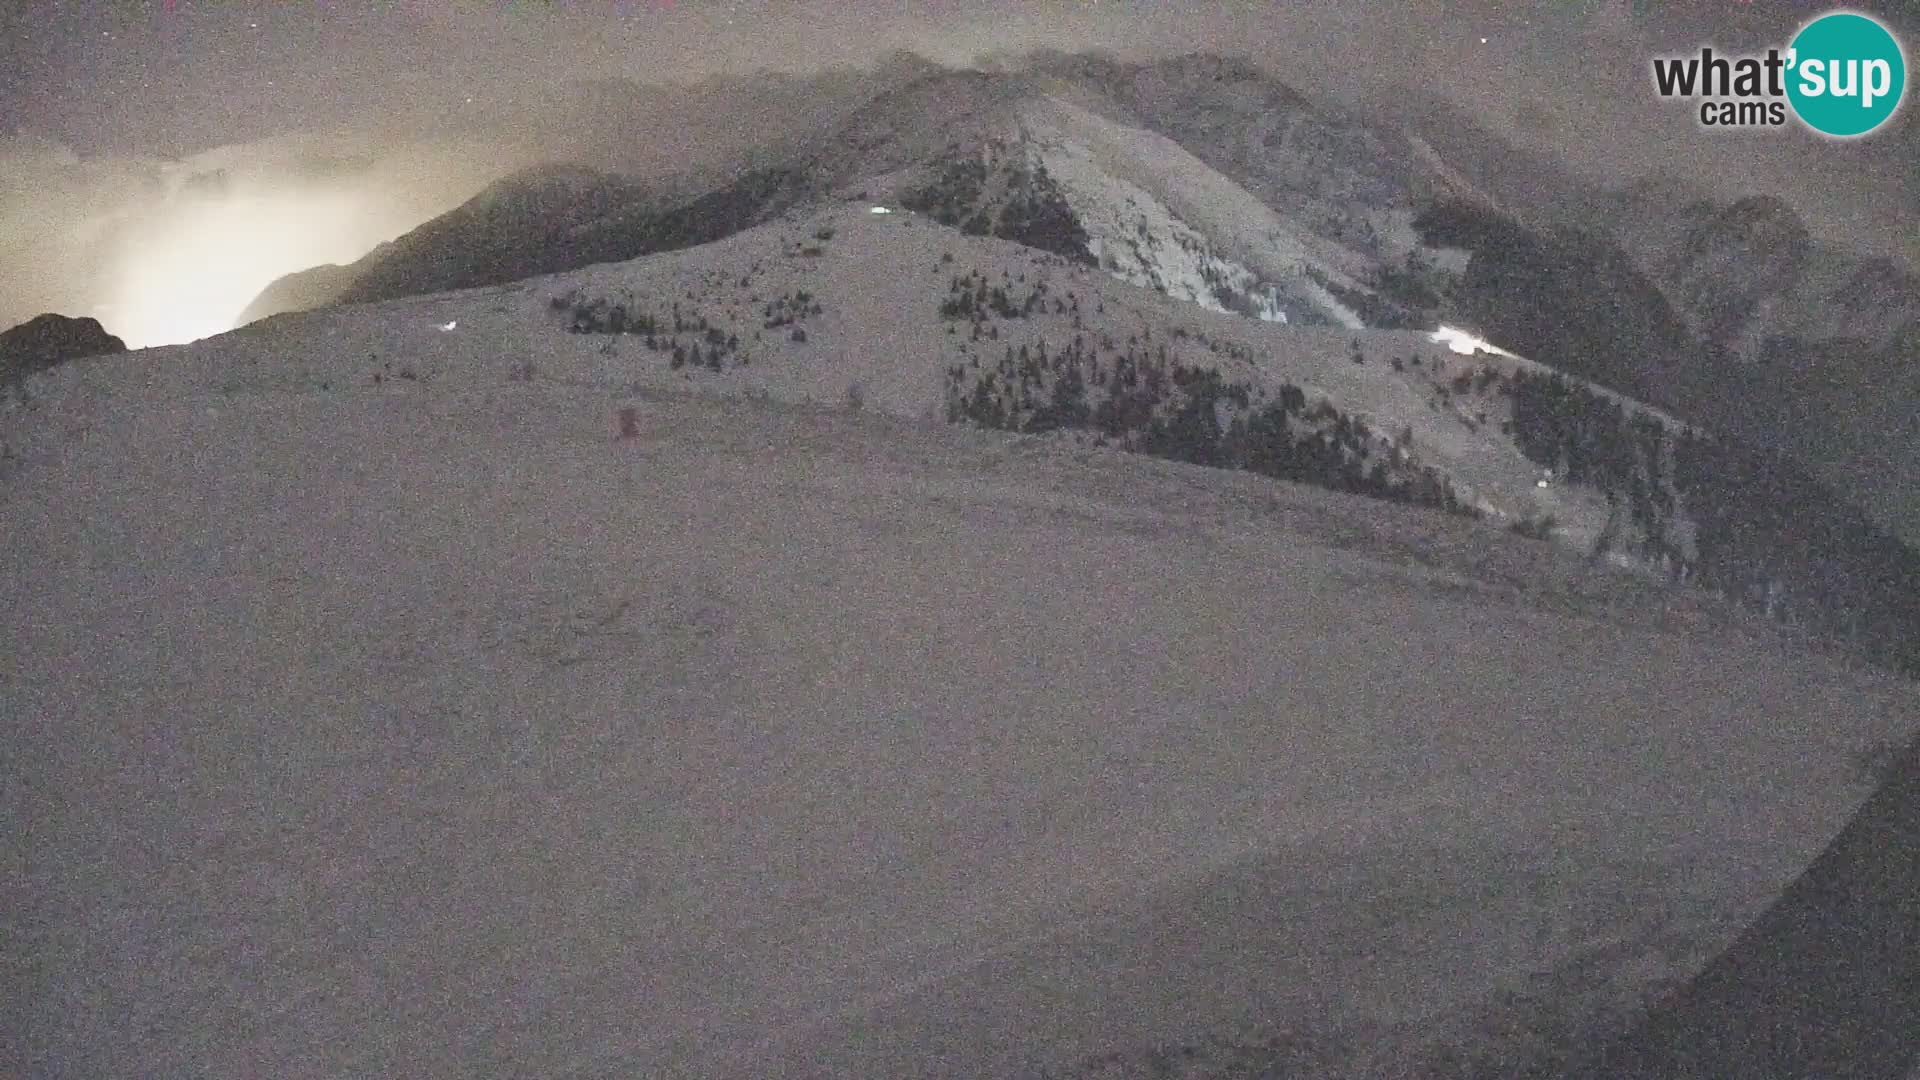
[1786, 11, 1907, 137]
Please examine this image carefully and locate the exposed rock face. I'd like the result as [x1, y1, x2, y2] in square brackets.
[1662, 194, 1812, 346]
[1598, 182, 1917, 360]
[0, 313, 128, 387]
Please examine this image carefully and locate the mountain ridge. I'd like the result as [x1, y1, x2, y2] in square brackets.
[52, 191, 1920, 685]
[215, 48, 1920, 647]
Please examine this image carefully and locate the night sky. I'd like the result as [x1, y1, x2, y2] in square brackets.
[4, 2, 1914, 158]
[1, 1, 1914, 338]
[2, 4, 1909, 136]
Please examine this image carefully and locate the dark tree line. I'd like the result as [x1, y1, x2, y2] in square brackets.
[900, 144, 1096, 266]
[1505, 365, 1920, 677]
[994, 162, 1096, 267]
[1413, 199, 1697, 409]
[762, 289, 822, 328]
[940, 271, 1047, 321]
[901, 152, 989, 229]
[943, 334, 1474, 518]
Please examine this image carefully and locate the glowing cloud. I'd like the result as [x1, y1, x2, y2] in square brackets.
[96, 185, 383, 349]
[2, 129, 552, 348]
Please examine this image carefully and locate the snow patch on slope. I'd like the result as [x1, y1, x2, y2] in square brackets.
[1026, 135, 1290, 324]
[1020, 95, 1369, 330]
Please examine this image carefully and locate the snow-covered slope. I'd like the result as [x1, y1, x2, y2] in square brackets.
[1018, 95, 1371, 329]
[235, 54, 1467, 347]
[7, 272, 1917, 1076]
[66, 207, 1513, 525]
[50, 202, 1815, 586]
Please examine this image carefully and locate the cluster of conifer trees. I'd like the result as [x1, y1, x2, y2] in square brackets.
[553, 293, 748, 372]
[901, 145, 1096, 265]
[943, 332, 1472, 517]
[1505, 366, 1920, 676]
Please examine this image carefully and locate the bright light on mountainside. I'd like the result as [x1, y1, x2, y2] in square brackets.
[1430, 324, 1514, 357]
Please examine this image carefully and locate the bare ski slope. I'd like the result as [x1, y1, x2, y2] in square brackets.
[5, 343, 1918, 1076]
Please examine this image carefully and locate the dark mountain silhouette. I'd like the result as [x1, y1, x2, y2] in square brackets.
[1412, 199, 1700, 409]
[228, 48, 1920, 553]
[333, 165, 669, 304]
[1404, 194, 1920, 551]
[234, 63, 1017, 321]
[236, 162, 819, 320]
[1662, 194, 1814, 347]
[1572, 733, 1920, 1079]
[235, 262, 362, 326]
[1357, 104, 1920, 546]
[1358, 87, 1611, 229]
[1, 313, 127, 389]
[1577, 178, 1920, 540]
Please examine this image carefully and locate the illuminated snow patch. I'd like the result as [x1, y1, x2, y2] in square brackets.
[1430, 325, 1515, 357]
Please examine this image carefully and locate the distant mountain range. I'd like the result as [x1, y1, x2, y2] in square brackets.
[238, 52, 1478, 328]
[206, 49, 1920, 682]
[233, 51, 1920, 546]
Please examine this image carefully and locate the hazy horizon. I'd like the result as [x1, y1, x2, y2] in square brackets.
[2, 1, 1914, 347]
